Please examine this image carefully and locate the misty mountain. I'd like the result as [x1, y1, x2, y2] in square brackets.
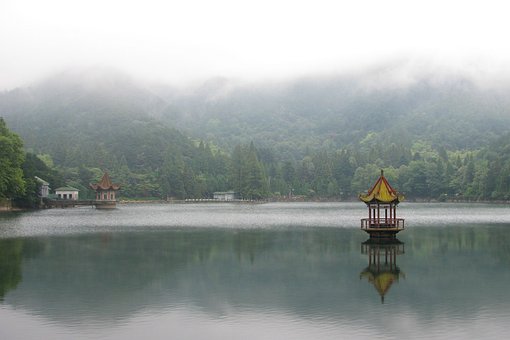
[0, 68, 174, 166]
[2, 67, 510, 200]
[157, 72, 510, 158]
[3, 67, 510, 161]
[0, 68, 232, 199]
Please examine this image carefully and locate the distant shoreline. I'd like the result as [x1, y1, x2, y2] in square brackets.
[117, 198, 510, 204]
[2, 198, 509, 213]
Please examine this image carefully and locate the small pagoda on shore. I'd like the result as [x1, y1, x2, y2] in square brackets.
[90, 172, 121, 209]
[359, 170, 405, 238]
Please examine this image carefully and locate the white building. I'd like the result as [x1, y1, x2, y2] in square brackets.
[35, 176, 50, 198]
[213, 191, 238, 201]
[55, 187, 79, 200]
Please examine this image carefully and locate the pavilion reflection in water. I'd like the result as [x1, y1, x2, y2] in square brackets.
[360, 238, 405, 303]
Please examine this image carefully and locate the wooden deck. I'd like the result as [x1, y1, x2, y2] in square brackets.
[361, 218, 405, 238]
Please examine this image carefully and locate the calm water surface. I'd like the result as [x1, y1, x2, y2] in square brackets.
[1, 202, 510, 339]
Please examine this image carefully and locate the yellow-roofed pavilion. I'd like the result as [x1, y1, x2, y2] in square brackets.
[359, 170, 405, 237]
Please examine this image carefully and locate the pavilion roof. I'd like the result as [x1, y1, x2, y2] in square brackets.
[359, 170, 403, 204]
[89, 172, 120, 191]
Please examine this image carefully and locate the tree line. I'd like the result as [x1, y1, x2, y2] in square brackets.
[3, 116, 510, 206]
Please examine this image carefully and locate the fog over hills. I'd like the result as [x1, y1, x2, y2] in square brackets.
[3, 65, 510, 200]
[3, 65, 510, 159]
[158, 70, 510, 156]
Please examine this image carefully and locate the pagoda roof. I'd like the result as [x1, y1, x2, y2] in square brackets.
[359, 170, 404, 204]
[90, 172, 120, 191]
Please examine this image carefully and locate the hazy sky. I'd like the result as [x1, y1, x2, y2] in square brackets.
[1, 0, 510, 90]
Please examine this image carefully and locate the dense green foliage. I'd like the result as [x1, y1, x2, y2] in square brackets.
[229, 143, 269, 199]
[0, 118, 59, 207]
[256, 140, 510, 200]
[13, 153, 61, 207]
[157, 74, 510, 200]
[0, 118, 25, 199]
[2, 68, 510, 201]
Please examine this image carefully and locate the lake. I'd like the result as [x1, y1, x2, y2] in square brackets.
[1, 202, 509, 339]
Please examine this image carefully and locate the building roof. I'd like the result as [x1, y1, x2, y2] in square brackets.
[34, 176, 49, 186]
[55, 186, 79, 192]
[359, 170, 404, 204]
[90, 172, 120, 191]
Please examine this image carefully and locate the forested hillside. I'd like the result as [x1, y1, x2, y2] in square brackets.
[0, 70, 231, 200]
[2, 68, 510, 201]
[157, 72, 510, 200]
[160, 73, 510, 156]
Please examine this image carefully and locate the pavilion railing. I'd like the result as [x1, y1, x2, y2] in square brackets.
[361, 218, 405, 230]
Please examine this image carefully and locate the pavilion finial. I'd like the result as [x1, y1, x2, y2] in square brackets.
[381, 169, 384, 177]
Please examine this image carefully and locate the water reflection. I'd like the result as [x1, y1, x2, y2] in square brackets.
[0, 229, 359, 324]
[2, 222, 510, 339]
[0, 238, 44, 300]
[360, 238, 405, 303]
[0, 239, 24, 299]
